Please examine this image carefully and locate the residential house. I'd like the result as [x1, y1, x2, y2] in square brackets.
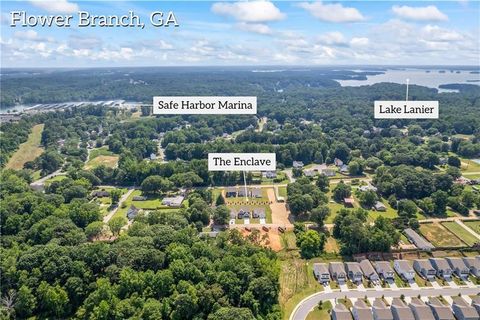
[238, 187, 248, 198]
[263, 171, 277, 179]
[429, 258, 453, 279]
[334, 158, 344, 167]
[451, 296, 479, 320]
[405, 228, 435, 251]
[345, 262, 363, 283]
[360, 259, 379, 282]
[321, 168, 336, 176]
[359, 184, 378, 192]
[252, 208, 266, 219]
[463, 257, 480, 277]
[340, 164, 349, 173]
[372, 299, 394, 320]
[162, 196, 184, 207]
[292, 161, 304, 168]
[237, 208, 250, 219]
[409, 297, 435, 320]
[91, 190, 110, 198]
[391, 298, 415, 320]
[149, 153, 157, 160]
[127, 205, 139, 220]
[352, 299, 373, 320]
[225, 187, 237, 198]
[374, 201, 387, 212]
[304, 169, 316, 177]
[251, 187, 262, 198]
[413, 259, 436, 280]
[446, 257, 470, 278]
[344, 197, 355, 207]
[312, 263, 330, 284]
[471, 296, 480, 315]
[329, 262, 347, 283]
[375, 261, 395, 281]
[331, 304, 352, 320]
[427, 297, 455, 320]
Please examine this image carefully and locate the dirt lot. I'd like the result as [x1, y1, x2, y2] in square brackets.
[240, 227, 283, 251]
[267, 188, 292, 228]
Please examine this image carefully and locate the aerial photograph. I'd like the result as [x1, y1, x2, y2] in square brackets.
[1, 1, 479, 319]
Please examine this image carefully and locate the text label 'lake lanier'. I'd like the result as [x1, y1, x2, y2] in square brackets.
[374, 101, 439, 119]
[153, 96, 257, 115]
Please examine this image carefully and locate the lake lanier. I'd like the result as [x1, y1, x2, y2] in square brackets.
[233, 157, 271, 166]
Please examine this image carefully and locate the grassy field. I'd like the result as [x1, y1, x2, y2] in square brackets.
[85, 146, 119, 170]
[306, 300, 332, 320]
[113, 190, 181, 219]
[460, 158, 480, 173]
[419, 223, 466, 247]
[280, 254, 324, 320]
[278, 186, 287, 198]
[6, 124, 44, 170]
[280, 232, 297, 250]
[44, 175, 67, 185]
[464, 221, 480, 235]
[324, 237, 340, 253]
[442, 221, 479, 246]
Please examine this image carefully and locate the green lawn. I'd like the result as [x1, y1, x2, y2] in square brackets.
[460, 158, 480, 174]
[113, 189, 181, 219]
[6, 124, 44, 170]
[278, 186, 287, 198]
[367, 199, 398, 222]
[89, 146, 113, 160]
[45, 175, 68, 185]
[306, 300, 332, 320]
[442, 221, 479, 246]
[419, 223, 466, 247]
[464, 221, 480, 235]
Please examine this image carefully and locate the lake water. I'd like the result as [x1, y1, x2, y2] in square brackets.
[337, 68, 480, 92]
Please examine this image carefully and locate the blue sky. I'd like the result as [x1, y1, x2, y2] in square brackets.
[1, 1, 479, 67]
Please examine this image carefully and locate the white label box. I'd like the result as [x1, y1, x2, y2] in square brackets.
[208, 153, 276, 171]
[374, 101, 439, 119]
[153, 96, 257, 115]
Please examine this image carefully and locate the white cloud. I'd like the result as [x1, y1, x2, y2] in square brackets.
[237, 22, 272, 35]
[14, 30, 54, 42]
[68, 35, 102, 49]
[349, 37, 369, 47]
[298, 1, 365, 23]
[317, 31, 347, 45]
[421, 25, 463, 42]
[392, 5, 448, 21]
[29, 0, 79, 14]
[211, 1, 285, 22]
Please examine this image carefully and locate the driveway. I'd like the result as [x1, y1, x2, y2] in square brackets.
[290, 286, 480, 320]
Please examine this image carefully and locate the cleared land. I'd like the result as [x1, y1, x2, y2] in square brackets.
[6, 124, 44, 170]
[419, 222, 466, 247]
[113, 189, 181, 219]
[85, 146, 119, 170]
[442, 221, 478, 246]
[464, 221, 480, 235]
[280, 255, 323, 320]
[461, 158, 480, 173]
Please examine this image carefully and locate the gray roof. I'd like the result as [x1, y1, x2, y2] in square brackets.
[428, 297, 455, 320]
[409, 297, 435, 320]
[391, 298, 415, 320]
[463, 257, 480, 269]
[395, 260, 414, 273]
[404, 228, 435, 249]
[375, 261, 394, 274]
[359, 259, 378, 277]
[353, 300, 373, 320]
[372, 299, 394, 320]
[332, 303, 351, 320]
[345, 262, 362, 274]
[330, 262, 346, 275]
[452, 296, 479, 319]
[446, 257, 469, 271]
[225, 187, 237, 193]
[414, 259, 435, 271]
[429, 258, 452, 272]
[313, 263, 329, 274]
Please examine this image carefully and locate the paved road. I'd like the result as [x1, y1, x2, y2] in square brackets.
[30, 169, 64, 186]
[290, 286, 480, 320]
[103, 188, 135, 223]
